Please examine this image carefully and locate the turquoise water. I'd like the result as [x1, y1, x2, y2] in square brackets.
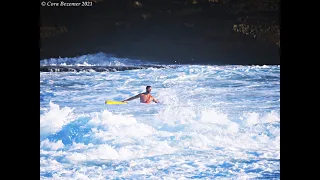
[40, 53, 280, 179]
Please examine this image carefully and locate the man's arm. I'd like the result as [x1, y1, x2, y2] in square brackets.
[122, 94, 140, 102]
[152, 97, 159, 103]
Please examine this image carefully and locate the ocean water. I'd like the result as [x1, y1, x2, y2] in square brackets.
[40, 53, 280, 179]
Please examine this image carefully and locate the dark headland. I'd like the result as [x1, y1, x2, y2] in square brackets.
[40, 0, 280, 65]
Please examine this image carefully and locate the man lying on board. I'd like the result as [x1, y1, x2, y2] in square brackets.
[122, 86, 159, 103]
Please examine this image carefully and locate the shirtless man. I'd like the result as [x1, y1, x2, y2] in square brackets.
[122, 86, 159, 103]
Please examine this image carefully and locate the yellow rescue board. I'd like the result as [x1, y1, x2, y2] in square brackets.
[105, 100, 128, 105]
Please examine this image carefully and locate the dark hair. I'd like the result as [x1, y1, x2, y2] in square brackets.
[146, 86, 151, 89]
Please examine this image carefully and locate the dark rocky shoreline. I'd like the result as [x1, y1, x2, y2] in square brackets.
[40, 0, 280, 65]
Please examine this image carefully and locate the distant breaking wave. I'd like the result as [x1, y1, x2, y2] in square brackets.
[40, 52, 278, 72]
[40, 52, 159, 67]
[39, 52, 179, 72]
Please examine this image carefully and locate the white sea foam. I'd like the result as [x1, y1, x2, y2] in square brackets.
[40, 101, 75, 137]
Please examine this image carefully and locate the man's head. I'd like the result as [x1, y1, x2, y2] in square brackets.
[146, 86, 152, 93]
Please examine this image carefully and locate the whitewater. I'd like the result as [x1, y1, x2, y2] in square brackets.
[40, 53, 280, 179]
